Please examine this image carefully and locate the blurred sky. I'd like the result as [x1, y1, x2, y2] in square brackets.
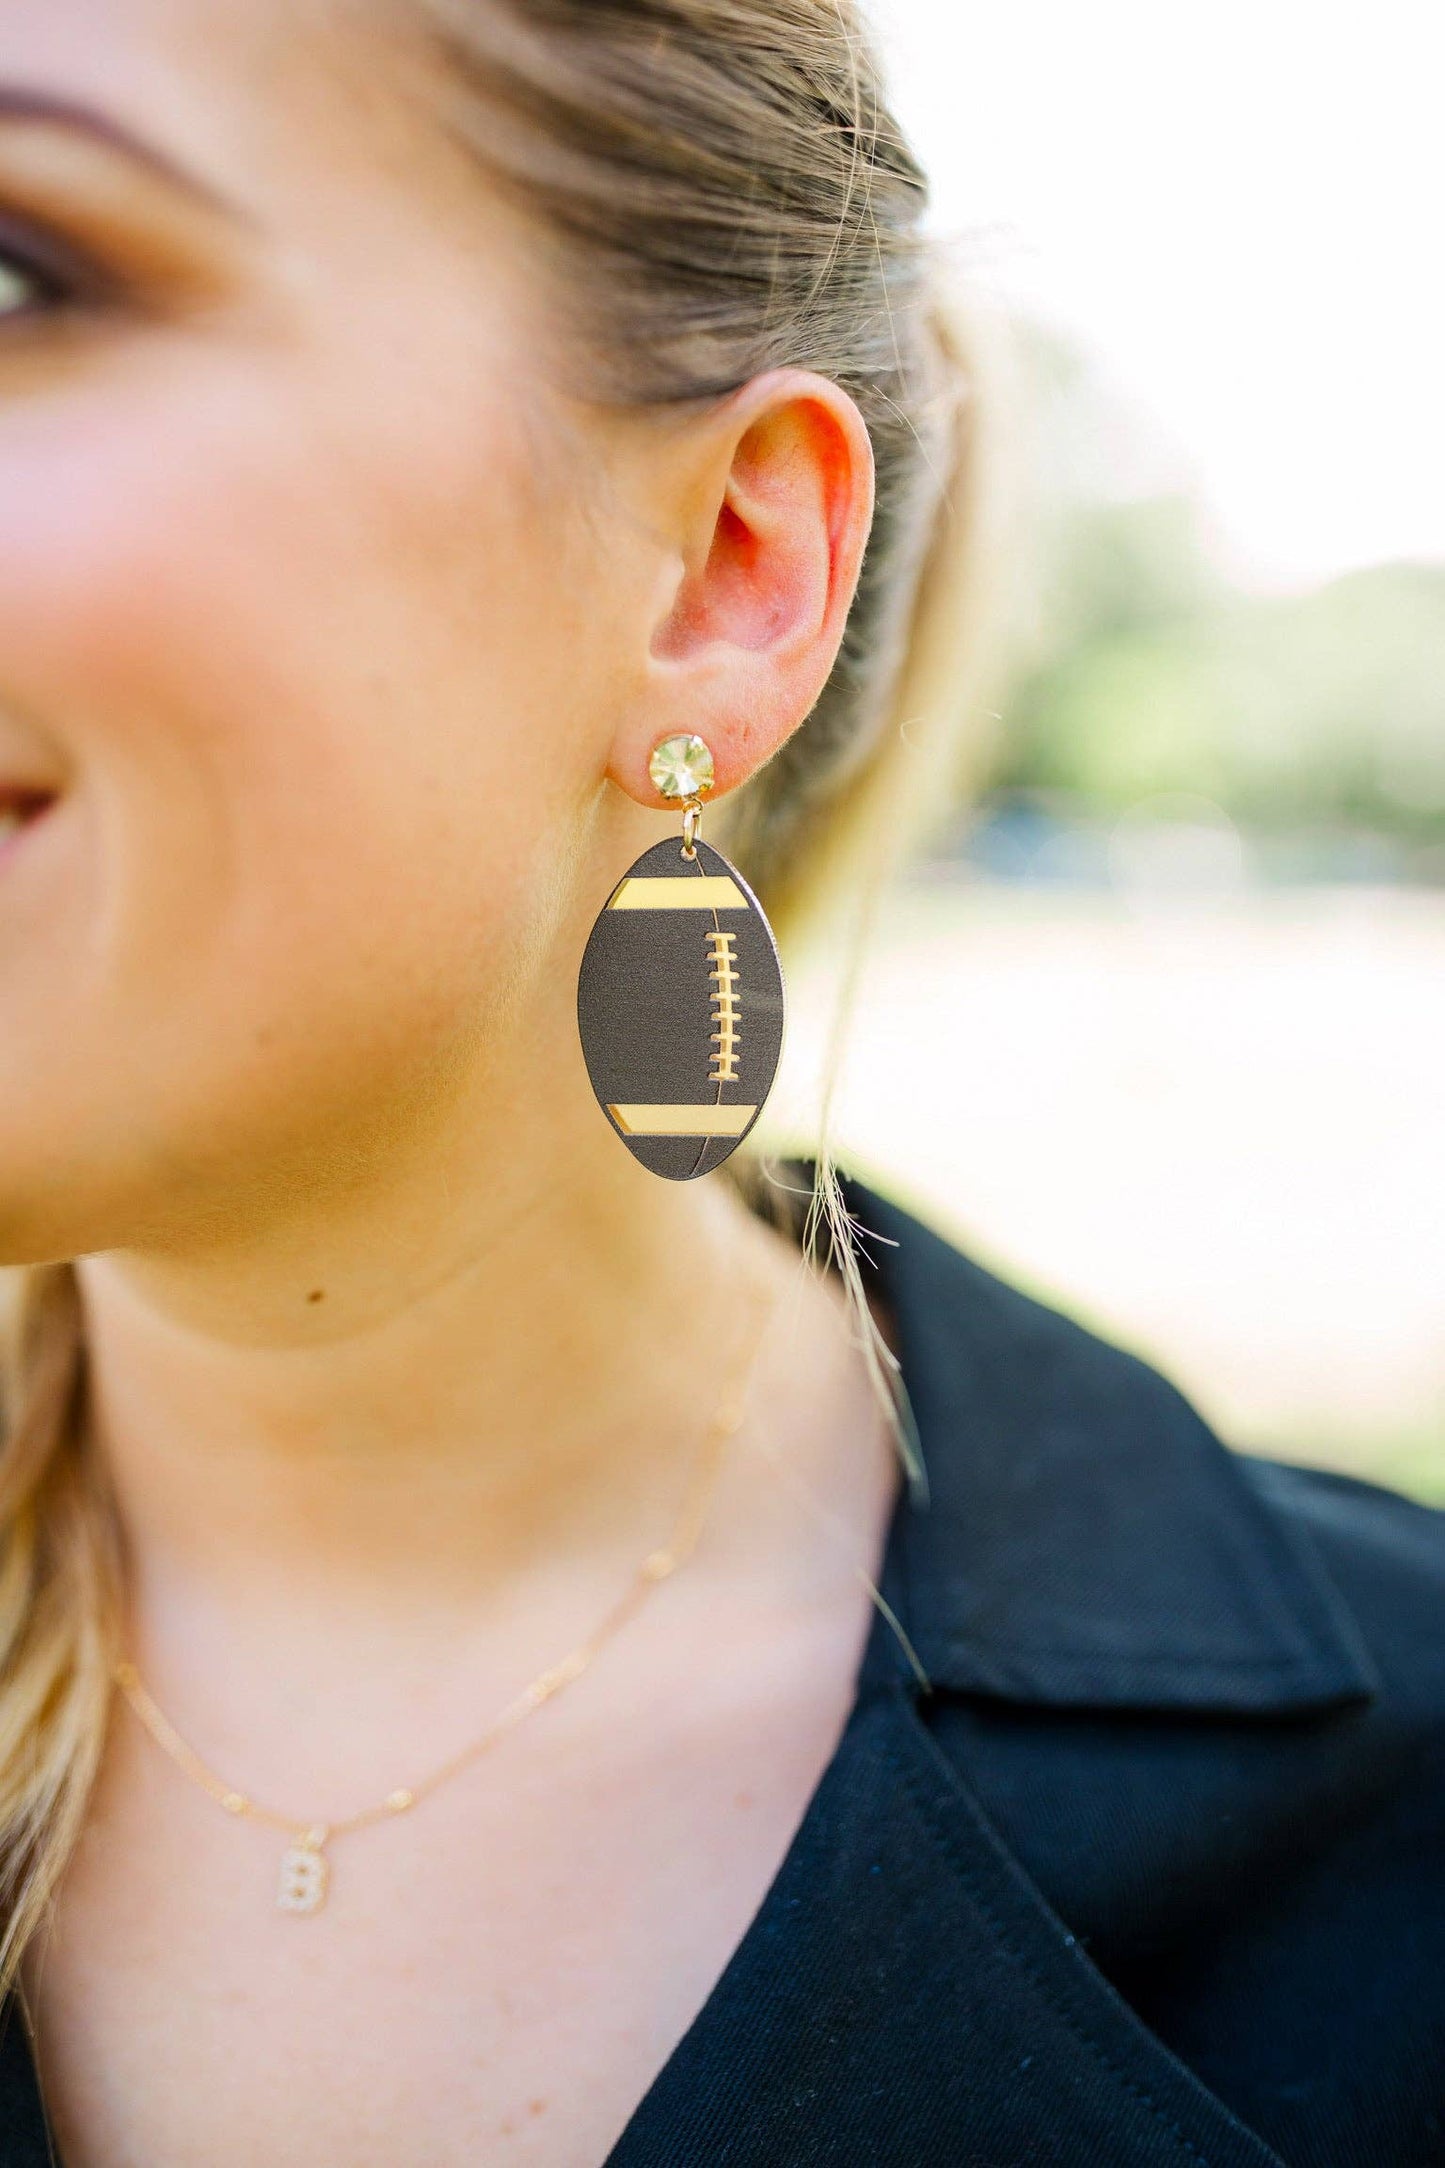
[869, 0, 1443, 594]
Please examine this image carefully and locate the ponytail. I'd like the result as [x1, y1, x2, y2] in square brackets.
[760, 268, 1024, 960]
[724, 266, 1026, 1516]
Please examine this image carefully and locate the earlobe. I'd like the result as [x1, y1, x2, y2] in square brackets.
[615, 370, 874, 810]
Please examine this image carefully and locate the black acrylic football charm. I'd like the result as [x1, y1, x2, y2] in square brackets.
[576, 834, 786, 1181]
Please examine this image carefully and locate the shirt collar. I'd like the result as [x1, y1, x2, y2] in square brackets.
[806, 1161, 1381, 1715]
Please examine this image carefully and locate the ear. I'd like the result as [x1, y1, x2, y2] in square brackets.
[610, 369, 875, 808]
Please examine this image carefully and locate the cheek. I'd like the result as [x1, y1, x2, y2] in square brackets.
[0, 342, 605, 1239]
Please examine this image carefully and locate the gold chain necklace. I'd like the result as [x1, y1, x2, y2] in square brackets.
[112, 1272, 776, 1917]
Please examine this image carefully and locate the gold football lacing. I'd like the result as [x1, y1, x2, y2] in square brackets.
[706, 928, 740, 1084]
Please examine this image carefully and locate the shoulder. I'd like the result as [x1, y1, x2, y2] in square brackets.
[829, 1157, 1441, 1720]
[1233, 1451, 1445, 1698]
[793, 1164, 1445, 2158]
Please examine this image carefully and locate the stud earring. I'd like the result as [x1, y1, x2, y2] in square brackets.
[576, 732, 787, 1181]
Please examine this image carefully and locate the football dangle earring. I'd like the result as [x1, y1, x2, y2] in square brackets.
[576, 732, 787, 1181]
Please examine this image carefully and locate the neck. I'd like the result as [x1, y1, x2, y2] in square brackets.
[74, 1092, 811, 1668]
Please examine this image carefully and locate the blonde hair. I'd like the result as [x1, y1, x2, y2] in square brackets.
[0, 0, 1022, 1989]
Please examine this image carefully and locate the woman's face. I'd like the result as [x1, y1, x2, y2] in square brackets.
[0, 0, 667, 1262]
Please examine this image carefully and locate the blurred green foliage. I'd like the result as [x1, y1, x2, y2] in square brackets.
[991, 329, 1445, 863]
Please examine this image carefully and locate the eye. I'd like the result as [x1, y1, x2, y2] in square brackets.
[0, 223, 103, 325]
[0, 249, 44, 318]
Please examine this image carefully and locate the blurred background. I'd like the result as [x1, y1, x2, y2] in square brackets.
[761, 0, 1445, 1499]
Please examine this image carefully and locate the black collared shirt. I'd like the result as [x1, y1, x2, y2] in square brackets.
[2, 1164, 1442, 2165]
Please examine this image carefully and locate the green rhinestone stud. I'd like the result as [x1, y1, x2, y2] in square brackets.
[648, 732, 715, 802]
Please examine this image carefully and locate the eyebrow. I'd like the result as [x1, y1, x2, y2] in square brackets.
[0, 86, 247, 221]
